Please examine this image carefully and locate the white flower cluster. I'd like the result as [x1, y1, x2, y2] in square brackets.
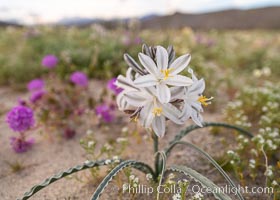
[116, 44, 212, 137]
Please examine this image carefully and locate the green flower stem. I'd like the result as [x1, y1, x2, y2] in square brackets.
[152, 132, 160, 179]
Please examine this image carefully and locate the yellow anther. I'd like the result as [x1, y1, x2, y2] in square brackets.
[152, 107, 163, 116]
[161, 68, 173, 80]
[198, 95, 213, 106]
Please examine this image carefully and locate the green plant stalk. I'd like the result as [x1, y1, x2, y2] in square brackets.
[152, 132, 160, 179]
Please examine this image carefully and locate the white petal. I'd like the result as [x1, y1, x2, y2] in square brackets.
[152, 115, 166, 137]
[170, 86, 185, 101]
[170, 54, 191, 75]
[139, 102, 154, 128]
[134, 74, 157, 87]
[138, 53, 159, 77]
[188, 67, 198, 81]
[124, 92, 148, 107]
[117, 92, 134, 111]
[165, 75, 193, 86]
[180, 103, 192, 120]
[190, 110, 204, 127]
[162, 103, 184, 124]
[157, 83, 171, 104]
[116, 75, 138, 91]
[156, 46, 168, 70]
[188, 79, 205, 95]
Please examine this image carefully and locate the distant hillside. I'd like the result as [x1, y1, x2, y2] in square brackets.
[0, 21, 22, 27]
[140, 7, 280, 30]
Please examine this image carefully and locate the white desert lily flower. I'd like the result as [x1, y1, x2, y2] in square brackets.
[180, 68, 213, 127]
[134, 46, 193, 103]
[117, 76, 183, 137]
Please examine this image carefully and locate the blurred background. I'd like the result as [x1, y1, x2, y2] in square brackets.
[1, 1, 280, 199]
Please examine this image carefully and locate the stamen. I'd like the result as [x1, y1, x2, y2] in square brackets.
[161, 68, 174, 80]
[198, 96, 214, 106]
[152, 107, 163, 116]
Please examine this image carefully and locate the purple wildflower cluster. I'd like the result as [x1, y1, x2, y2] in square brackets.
[27, 78, 45, 104]
[42, 54, 58, 69]
[6, 105, 35, 153]
[10, 137, 35, 153]
[27, 79, 44, 92]
[6, 105, 35, 132]
[95, 103, 115, 123]
[70, 71, 88, 87]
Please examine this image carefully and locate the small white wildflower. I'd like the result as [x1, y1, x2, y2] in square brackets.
[121, 127, 128, 133]
[192, 192, 203, 200]
[227, 150, 235, 155]
[249, 159, 256, 169]
[104, 143, 113, 151]
[271, 180, 278, 186]
[105, 159, 111, 165]
[253, 69, 262, 78]
[146, 173, 153, 181]
[87, 141, 95, 148]
[172, 193, 182, 200]
[230, 160, 235, 165]
[86, 129, 93, 135]
[84, 160, 91, 165]
[123, 183, 129, 191]
[262, 106, 268, 112]
[129, 175, 135, 180]
[113, 156, 120, 163]
[262, 67, 271, 76]
[116, 137, 128, 143]
[134, 177, 139, 183]
[264, 166, 273, 177]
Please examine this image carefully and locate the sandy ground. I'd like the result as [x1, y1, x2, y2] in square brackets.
[0, 81, 255, 200]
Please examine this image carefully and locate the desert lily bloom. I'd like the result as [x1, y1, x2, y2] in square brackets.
[180, 68, 213, 126]
[116, 76, 183, 137]
[134, 46, 193, 104]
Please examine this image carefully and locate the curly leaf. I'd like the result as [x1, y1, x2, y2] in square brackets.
[165, 141, 244, 200]
[91, 160, 155, 200]
[167, 166, 232, 200]
[18, 159, 112, 200]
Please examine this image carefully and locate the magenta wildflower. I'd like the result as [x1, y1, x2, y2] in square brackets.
[27, 79, 44, 92]
[107, 78, 123, 95]
[95, 103, 115, 123]
[6, 105, 35, 132]
[42, 54, 58, 68]
[10, 136, 34, 153]
[70, 71, 88, 87]
[63, 128, 76, 139]
[30, 90, 45, 103]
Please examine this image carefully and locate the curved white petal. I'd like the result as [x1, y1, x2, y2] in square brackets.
[162, 103, 184, 124]
[170, 54, 191, 75]
[188, 78, 205, 95]
[117, 92, 134, 111]
[156, 46, 168, 70]
[116, 75, 138, 91]
[139, 102, 154, 128]
[152, 115, 166, 137]
[124, 92, 148, 107]
[165, 75, 193, 86]
[170, 86, 185, 101]
[134, 74, 157, 87]
[138, 53, 159, 77]
[157, 83, 171, 104]
[188, 67, 198, 81]
[190, 110, 204, 127]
